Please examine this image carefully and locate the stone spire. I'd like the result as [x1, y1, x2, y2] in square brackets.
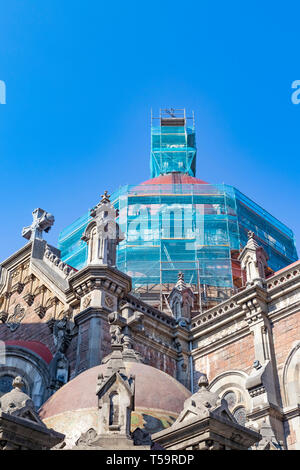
[81, 191, 124, 266]
[22, 208, 54, 241]
[238, 231, 269, 287]
[73, 308, 151, 450]
[168, 271, 194, 323]
[175, 271, 187, 291]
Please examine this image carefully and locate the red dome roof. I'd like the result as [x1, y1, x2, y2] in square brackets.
[39, 362, 190, 419]
[5, 340, 53, 364]
[141, 173, 208, 185]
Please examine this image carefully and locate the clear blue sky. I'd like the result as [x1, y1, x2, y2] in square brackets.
[0, 0, 299, 261]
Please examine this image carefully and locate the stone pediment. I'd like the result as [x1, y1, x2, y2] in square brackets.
[152, 374, 261, 450]
[176, 398, 236, 424]
[96, 370, 134, 400]
[11, 404, 46, 426]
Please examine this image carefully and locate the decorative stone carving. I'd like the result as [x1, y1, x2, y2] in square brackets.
[103, 309, 144, 364]
[47, 316, 75, 393]
[73, 326, 150, 450]
[6, 304, 25, 332]
[104, 294, 114, 309]
[0, 311, 8, 323]
[22, 208, 54, 241]
[168, 272, 194, 323]
[75, 428, 98, 447]
[43, 245, 76, 278]
[82, 295, 91, 309]
[246, 360, 278, 407]
[11, 282, 25, 295]
[238, 231, 269, 287]
[81, 191, 124, 267]
[152, 374, 261, 450]
[34, 305, 47, 319]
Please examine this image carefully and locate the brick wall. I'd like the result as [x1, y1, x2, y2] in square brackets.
[194, 333, 254, 383]
[134, 340, 177, 378]
[272, 310, 300, 369]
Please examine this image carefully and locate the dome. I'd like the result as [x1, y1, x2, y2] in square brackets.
[39, 362, 191, 447]
[141, 172, 208, 185]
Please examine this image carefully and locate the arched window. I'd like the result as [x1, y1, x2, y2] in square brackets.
[222, 389, 247, 426]
[109, 392, 119, 426]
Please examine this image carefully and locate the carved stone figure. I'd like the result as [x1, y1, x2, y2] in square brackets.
[48, 316, 74, 354]
[6, 304, 25, 332]
[47, 317, 75, 393]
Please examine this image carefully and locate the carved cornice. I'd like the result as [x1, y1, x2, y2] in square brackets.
[247, 403, 284, 423]
[248, 385, 265, 398]
[34, 305, 47, 319]
[74, 306, 110, 325]
[282, 404, 300, 420]
[125, 294, 177, 328]
[68, 265, 132, 301]
[23, 293, 35, 307]
[266, 262, 300, 294]
[191, 298, 240, 334]
[44, 246, 76, 278]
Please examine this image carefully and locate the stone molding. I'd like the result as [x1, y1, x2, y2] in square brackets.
[43, 246, 77, 279]
[266, 262, 300, 293]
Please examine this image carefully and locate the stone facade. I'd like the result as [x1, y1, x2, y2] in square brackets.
[191, 237, 300, 449]
[0, 203, 299, 450]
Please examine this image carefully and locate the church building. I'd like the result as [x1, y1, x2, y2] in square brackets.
[0, 109, 299, 450]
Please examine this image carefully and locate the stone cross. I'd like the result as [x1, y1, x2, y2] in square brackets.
[22, 208, 55, 241]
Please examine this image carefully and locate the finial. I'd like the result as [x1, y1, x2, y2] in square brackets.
[12, 376, 25, 390]
[90, 191, 111, 217]
[101, 190, 110, 203]
[175, 271, 186, 291]
[198, 374, 209, 389]
[247, 230, 255, 240]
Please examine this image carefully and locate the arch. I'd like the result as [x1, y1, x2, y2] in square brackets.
[208, 369, 251, 412]
[1, 344, 51, 409]
[282, 340, 300, 407]
[109, 391, 120, 426]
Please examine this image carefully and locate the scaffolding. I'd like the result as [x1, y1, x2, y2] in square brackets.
[150, 109, 196, 178]
[57, 109, 298, 313]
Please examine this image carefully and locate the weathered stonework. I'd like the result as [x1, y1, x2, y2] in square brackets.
[0, 208, 300, 450]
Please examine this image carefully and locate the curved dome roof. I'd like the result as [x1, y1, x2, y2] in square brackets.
[141, 172, 208, 185]
[39, 362, 191, 447]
